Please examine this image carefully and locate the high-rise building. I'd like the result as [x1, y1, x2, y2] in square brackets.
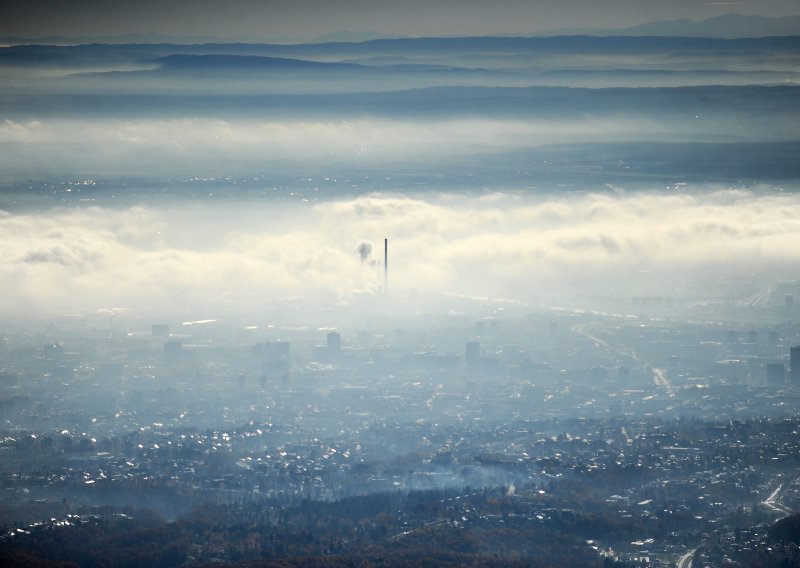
[465, 341, 480, 366]
[327, 331, 341, 352]
[261, 341, 291, 384]
[792, 346, 800, 383]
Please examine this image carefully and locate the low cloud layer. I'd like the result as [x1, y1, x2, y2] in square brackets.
[0, 114, 771, 180]
[1, 189, 798, 320]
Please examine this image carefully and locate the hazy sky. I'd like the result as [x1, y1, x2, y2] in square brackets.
[2, 3, 799, 320]
[2, 0, 799, 40]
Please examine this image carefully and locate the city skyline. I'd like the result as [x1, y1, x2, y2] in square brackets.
[1, 3, 800, 567]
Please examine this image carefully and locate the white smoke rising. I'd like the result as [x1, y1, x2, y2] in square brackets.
[357, 240, 373, 263]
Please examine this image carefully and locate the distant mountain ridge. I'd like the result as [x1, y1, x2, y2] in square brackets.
[3, 35, 799, 64]
[310, 31, 407, 43]
[544, 13, 800, 38]
[2, 13, 799, 47]
[156, 54, 364, 71]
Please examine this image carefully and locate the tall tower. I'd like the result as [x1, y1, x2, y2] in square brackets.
[384, 238, 388, 295]
[791, 346, 800, 383]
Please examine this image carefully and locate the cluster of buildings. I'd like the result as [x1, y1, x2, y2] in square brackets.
[1, 295, 800, 564]
[766, 345, 800, 385]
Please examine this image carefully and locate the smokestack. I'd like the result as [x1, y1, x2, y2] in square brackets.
[384, 238, 388, 294]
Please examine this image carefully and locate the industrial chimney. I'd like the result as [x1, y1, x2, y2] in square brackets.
[384, 238, 388, 295]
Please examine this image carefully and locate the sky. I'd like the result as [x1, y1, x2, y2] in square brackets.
[1, 1, 798, 319]
[2, 0, 799, 41]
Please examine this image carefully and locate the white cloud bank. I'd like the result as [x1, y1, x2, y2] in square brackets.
[1, 188, 799, 319]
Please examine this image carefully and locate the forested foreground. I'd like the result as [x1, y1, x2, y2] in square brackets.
[4, 444, 800, 566]
[0, 484, 635, 567]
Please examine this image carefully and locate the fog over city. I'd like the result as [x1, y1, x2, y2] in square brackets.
[1, 189, 800, 320]
[2, 2, 800, 567]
